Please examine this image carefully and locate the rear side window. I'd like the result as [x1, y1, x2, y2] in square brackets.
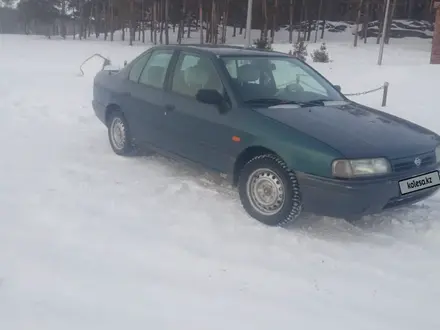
[138, 50, 174, 88]
[128, 53, 150, 82]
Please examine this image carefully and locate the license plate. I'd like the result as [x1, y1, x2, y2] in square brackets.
[399, 171, 440, 195]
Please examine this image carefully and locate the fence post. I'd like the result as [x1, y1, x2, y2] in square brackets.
[381, 81, 389, 107]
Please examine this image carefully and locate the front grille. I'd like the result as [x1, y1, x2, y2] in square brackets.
[391, 152, 436, 173]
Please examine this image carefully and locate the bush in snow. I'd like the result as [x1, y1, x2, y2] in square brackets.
[311, 43, 330, 63]
[289, 39, 308, 61]
[253, 37, 273, 51]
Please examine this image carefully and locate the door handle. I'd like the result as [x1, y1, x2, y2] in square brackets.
[165, 104, 175, 112]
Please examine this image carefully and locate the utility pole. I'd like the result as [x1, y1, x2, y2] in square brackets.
[245, 0, 253, 47]
[378, 0, 391, 65]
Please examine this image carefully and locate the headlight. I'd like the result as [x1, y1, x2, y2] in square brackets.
[436, 145, 440, 163]
[332, 158, 391, 178]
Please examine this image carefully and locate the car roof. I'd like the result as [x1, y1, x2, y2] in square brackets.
[149, 44, 290, 57]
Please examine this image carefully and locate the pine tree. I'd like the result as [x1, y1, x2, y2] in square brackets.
[253, 37, 272, 50]
[290, 39, 308, 61]
[311, 42, 330, 63]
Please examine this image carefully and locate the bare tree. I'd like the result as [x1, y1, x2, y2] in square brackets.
[289, 0, 295, 43]
[354, 0, 364, 47]
[315, 0, 323, 42]
[165, 0, 169, 44]
[199, 0, 203, 43]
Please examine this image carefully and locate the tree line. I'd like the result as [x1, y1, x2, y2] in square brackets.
[10, 0, 438, 44]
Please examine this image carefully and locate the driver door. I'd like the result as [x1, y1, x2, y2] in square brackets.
[161, 51, 242, 173]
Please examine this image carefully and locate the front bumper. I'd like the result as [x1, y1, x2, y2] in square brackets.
[296, 166, 440, 218]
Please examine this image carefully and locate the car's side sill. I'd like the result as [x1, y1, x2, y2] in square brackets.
[139, 143, 233, 186]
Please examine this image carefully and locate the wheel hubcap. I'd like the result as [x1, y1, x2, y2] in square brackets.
[110, 118, 126, 150]
[246, 168, 285, 216]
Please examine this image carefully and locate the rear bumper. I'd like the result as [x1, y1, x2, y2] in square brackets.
[296, 167, 440, 218]
[92, 100, 107, 125]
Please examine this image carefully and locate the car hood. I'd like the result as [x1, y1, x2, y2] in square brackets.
[254, 102, 440, 159]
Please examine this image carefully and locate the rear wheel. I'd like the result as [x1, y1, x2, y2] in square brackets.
[107, 111, 137, 156]
[238, 154, 303, 227]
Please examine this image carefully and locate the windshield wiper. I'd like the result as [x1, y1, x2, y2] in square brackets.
[297, 99, 330, 107]
[244, 98, 333, 107]
[244, 98, 300, 105]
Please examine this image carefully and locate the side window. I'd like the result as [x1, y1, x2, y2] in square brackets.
[128, 53, 150, 82]
[171, 53, 224, 98]
[138, 50, 173, 88]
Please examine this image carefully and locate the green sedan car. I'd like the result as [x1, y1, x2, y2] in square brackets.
[92, 44, 440, 226]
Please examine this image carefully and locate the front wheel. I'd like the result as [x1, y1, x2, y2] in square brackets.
[238, 154, 303, 227]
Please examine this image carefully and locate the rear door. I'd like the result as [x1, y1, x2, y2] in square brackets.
[122, 49, 175, 149]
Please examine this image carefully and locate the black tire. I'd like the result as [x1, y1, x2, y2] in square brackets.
[107, 111, 137, 156]
[238, 154, 303, 227]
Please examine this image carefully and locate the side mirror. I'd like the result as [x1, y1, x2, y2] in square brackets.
[334, 84, 342, 92]
[196, 89, 224, 106]
[196, 89, 229, 114]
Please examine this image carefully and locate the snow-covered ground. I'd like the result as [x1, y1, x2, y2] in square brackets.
[1, 31, 440, 330]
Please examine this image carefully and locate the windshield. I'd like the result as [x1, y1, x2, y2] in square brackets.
[220, 55, 345, 106]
